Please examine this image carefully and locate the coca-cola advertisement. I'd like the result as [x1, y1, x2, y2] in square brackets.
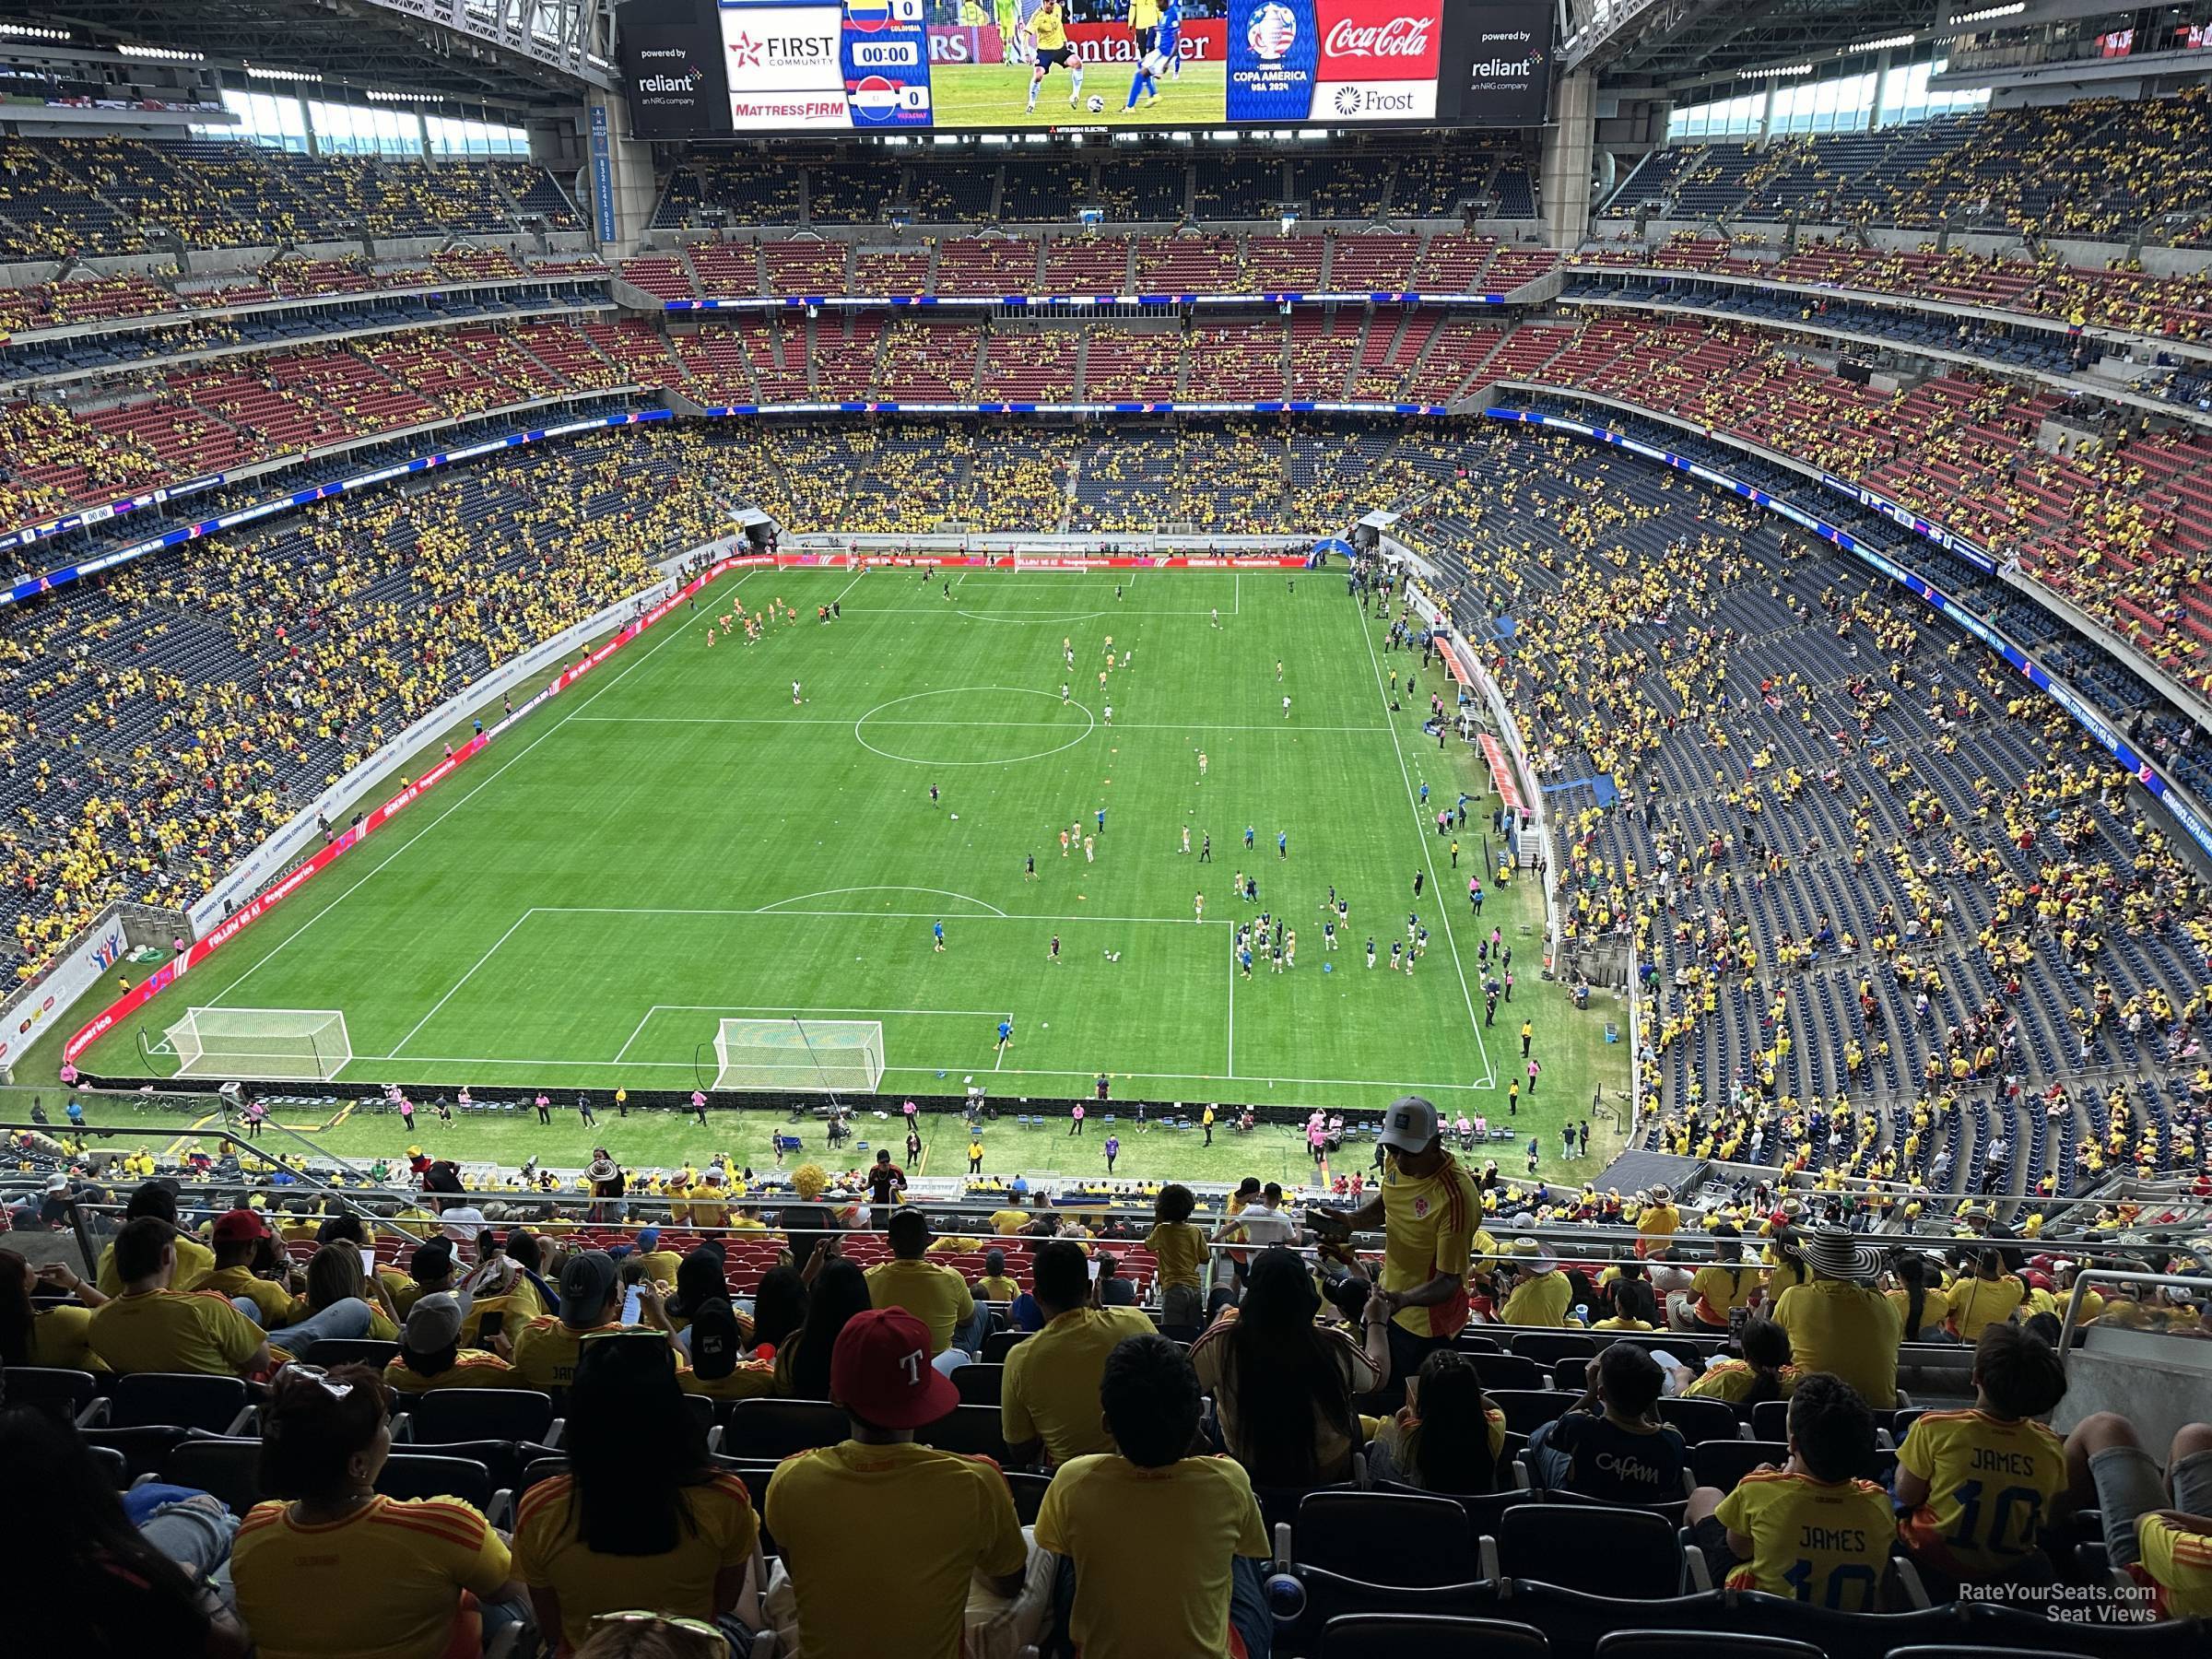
[1315, 0, 1441, 79]
[1230, 0, 1484, 124]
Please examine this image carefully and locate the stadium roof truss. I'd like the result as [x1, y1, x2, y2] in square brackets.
[1567, 0, 1936, 89]
[41, 0, 613, 107]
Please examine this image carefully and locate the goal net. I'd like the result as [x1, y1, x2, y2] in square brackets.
[712, 1018, 884, 1094]
[164, 1006, 352, 1082]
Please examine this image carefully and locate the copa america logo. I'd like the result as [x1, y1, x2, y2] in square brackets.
[1247, 1, 1298, 61]
[1324, 17, 1431, 57]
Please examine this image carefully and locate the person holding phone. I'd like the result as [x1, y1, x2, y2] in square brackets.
[1, 1248, 109, 1370]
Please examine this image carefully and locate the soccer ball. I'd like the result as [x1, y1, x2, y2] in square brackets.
[1087, 94, 1104, 112]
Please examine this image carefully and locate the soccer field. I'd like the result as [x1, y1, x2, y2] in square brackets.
[62, 565, 1624, 1166]
[930, 61, 1225, 130]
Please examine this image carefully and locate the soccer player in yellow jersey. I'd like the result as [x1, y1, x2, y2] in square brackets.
[1024, 0, 1084, 112]
[1311, 1095, 1483, 1402]
[1688, 1373, 1895, 1608]
[1896, 1324, 2072, 1583]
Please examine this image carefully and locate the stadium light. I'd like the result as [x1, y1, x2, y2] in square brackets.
[1848, 31, 1918, 53]
[1740, 61, 1814, 78]
[366, 88, 441, 103]
[0, 21, 70, 41]
[1952, 2, 2025, 21]
[244, 64, 324, 83]
[118, 43, 206, 62]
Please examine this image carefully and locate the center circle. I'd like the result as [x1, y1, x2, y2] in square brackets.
[853, 687, 1097, 767]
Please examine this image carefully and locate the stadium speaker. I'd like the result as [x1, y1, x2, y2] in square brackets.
[1838, 359, 1873, 385]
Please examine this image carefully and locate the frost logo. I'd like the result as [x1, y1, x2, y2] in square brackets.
[1248, 2, 1298, 61]
[1333, 84, 1361, 114]
[1324, 16, 1430, 57]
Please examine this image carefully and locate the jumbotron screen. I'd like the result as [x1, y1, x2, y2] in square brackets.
[618, 0, 1551, 135]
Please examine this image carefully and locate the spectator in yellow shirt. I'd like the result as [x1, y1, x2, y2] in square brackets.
[199, 1208, 298, 1328]
[1674, 1222, 1760, 1332]
[1499, 1242, 1575, 1325]
[1035, 1332, 1273, 1659]
[233, 1362, 522, 1659]
[1771, 1228, 1901, 1408]
[1947, 1249, 2028, 1341]
[1897, 1324, 2072, 1584]
[971, 1245, 1022, 1306]
[88, 1217, 271, 1378]
[0, 1248, 108, 1370]
[766, 1308, 1030, 1659]
[1144, 1182, 1208, 1341]
[2065, 1410, 2212, 1620]
[1887, 1251, 1953, 1340]
[93, 1181, 215, 1296]
[1003, 1239, 1158, 1469]
[382, 1293, 519, 1394]
[512, 1250, 672, 1391]
[864, 1207, 984, 1367]
[513, 1335, 761, 1654]
[1634, 1183, 1681, 1258]
[1366, 1347, 1509, 1494]
[1688, 1372, 1894, 1607]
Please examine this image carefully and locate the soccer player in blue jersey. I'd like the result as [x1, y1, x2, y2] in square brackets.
[1124, 0, 1173, 110]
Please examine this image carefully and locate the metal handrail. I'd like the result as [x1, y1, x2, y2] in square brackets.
[2056, 1268, 2212, 1358]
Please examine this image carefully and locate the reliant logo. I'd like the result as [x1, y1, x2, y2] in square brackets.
[1468, 56, 1536, 76]
[1324, 17, 1430, 57]
[640, 74, 700, 90]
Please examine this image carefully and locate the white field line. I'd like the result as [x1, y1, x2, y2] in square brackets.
[388, 910, 538, 1057]
[217, 571, 758, 1004]
[1349, 603, 1495, 1089]
[570, 715, 1386, 733]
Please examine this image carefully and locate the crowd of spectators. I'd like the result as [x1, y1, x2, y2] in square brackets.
[0, 137, 581, 261]
[1604, 88, 2212, 247]
[5, 1126, 2207, 1659]
[0, 425, 746, 976]
[1574, 233, 2212, 342]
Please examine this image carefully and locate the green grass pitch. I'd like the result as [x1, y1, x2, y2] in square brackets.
[53, 566, 1627, 1181]
[929, 60, 1225, 129]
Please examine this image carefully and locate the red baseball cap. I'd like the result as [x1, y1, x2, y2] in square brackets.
[211, 1208, 271, 1245]
[830, 1307, 958, 1430]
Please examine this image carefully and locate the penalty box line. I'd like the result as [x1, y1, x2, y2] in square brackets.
[614, 1002, 1016, 1066]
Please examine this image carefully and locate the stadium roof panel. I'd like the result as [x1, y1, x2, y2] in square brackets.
[1575, 0, 1935, 88]
[33, 0, 610, 110]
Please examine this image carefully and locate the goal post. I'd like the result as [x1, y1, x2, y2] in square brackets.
[712, 1018, 884, 1094]
[164, 1006, 352, 1082]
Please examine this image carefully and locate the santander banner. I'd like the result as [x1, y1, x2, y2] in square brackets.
[1314, 0, 1439, 120]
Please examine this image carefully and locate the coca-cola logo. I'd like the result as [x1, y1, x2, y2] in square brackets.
[1324, 17, 1430, 57]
